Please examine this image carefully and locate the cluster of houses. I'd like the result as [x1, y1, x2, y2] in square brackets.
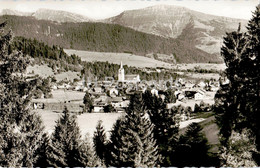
[33, 62, 220, 115]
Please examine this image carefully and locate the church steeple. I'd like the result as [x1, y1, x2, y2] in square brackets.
[120, 61, 123, 69]
[118, 61, 125, 82]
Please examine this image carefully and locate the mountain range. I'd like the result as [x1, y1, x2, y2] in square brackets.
[0, 5, 249, 63]
[104, 5, 248, 54]
[0, 8, 92, 23]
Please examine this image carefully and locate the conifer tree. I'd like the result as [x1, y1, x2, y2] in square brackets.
[215, 5, 259, 165]
[48, 107, 96, 167]
[0, 22, 46, 167]
[172, 123, 213, 167]
[107, 94, 159, 167]
[93, 120, 107, 163]
[142, 90, 179, 166]
[83, 91, 93, 112]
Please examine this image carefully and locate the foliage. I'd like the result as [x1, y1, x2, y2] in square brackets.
[106, 94, 159, 167]
[164, 89, 177, 103]
[171, 123, 215, 167]
[104, 104, 115, 113]
[83, 91, 94, 112]
[93, 120, 107, 165]
[142, 90, 179, 166]
[219, 129, 257, 167]
[47, 107, 97, 167]
[0, 22, 46, 167]
[215, 5, 260, 165]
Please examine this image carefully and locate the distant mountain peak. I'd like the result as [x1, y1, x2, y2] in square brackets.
[0, 8, 92, 23]
[104, 4, 247, 54]
[0, 9, 33, 16]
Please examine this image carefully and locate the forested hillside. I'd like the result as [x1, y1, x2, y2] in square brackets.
[0, 15, 222, 63]
[11, 36, 180, 81]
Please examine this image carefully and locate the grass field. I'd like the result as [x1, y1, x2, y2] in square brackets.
[33, 90, 86, 103]
[36, 110, 124, 138]
[26, 65, 80, 82]
[64, 49, 173, 68]
[172, 63, 226, 71]
[37, 109, 207, 140]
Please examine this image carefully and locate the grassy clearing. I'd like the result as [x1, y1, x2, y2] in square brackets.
[36, 109, 124, 138]
[64, 49, 173, 68]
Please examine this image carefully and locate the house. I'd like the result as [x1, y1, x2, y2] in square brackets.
[115, 107, 125, 113]
[198, 81, 206, 88]
[93, 87, 102, 93]
[109, 88, 119, 97]
[110, 97, 124, 108]
[195, 89, 206, 100]
[93, 106, 104, 113]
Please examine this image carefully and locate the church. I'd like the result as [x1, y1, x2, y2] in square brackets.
[118, 62, 140, 83]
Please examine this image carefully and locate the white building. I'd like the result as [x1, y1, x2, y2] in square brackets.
[195, 89, 206, 100]
[118, 61, 125, 82]
[118, 61, 140, 83]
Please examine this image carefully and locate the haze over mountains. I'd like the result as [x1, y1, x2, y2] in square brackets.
[0, 5, 248, 63]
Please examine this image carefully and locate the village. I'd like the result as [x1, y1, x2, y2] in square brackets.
[31, 62, 220, 122]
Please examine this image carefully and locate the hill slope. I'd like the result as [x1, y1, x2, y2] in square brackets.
[104, 5, 248, 54]
[0, 15, 221, 63]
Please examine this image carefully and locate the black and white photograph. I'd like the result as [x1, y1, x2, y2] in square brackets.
[0, 0, 259, 167]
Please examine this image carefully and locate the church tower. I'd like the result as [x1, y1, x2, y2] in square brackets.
[118, 61, 125, 82]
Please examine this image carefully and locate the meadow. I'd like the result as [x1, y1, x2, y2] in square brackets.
[64, 49, 173, 68]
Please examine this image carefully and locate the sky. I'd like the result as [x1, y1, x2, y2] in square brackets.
[0, 0, 259, 20]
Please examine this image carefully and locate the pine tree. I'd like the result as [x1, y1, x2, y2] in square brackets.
[172, 123, 213, 167]
[93, 120, 107, 163]
[83, 91, 94, 112]
[78, 135, 101, 167]
[106, 94, 159, 167]
[0, 22, 46, 167]
[142, 90, 179, 166]
[48, 107, 96, 167]
[164, 89, 177, 103]
[215, 5, 260, 165]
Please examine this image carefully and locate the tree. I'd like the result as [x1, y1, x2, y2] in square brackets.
[0, 22, 46, 167]
[142, 90, 179, 166]
[104, 104, 114, 113]
[171, 123, 214, 167]
[106, 93, 159, 167]
[93, 120, 107, 163]
[83, 91, 94, 112]
[220, 129, 257, 167]
[164, 89, 177, 103]
[47, 107, 96, 167]
[215, 5, 260, 165]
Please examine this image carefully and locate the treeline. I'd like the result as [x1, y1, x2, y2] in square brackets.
[82, 61, 179, 81]
[0, 15, 222, 63]
[10, 36, 82, 72]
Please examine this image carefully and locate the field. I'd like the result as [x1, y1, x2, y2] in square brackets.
[26, 65, 80, 82]
[37, 109, 207, 140]
[33, 90, 85, 103]
[171, 63, 226, 71]
[64, 49, 173, 68]
[36, 110, 124, 138]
